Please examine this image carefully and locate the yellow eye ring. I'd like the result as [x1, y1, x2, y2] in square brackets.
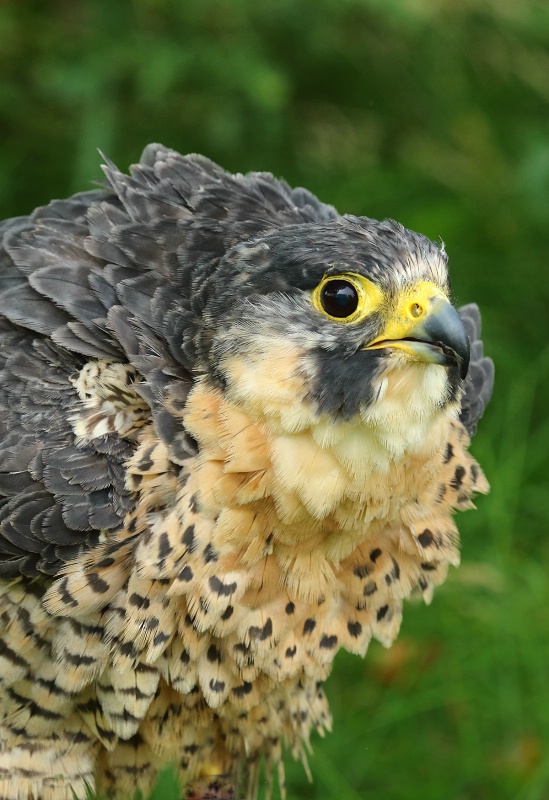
[312, 273, 383, 324]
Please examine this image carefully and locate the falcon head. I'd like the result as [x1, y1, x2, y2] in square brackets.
[201, 216, 469, 459]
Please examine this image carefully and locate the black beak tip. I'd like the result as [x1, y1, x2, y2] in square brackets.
[422, 299, 471, 382]
[451, 324, 470, 381]
[459, 344, 470, 381]
[445, 328, 470, 381]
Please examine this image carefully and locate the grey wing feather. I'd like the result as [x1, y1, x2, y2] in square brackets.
[0, 331, 134, 577]
[458, 303, 494, 436]
[0, 283, 73, 335]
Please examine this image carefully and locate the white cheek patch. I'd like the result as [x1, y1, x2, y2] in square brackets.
[220, 337, 320, 434]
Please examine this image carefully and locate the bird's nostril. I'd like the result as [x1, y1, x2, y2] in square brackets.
[410, 302, 423, 318]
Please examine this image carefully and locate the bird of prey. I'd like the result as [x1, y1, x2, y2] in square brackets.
[0, 145, 493, 800]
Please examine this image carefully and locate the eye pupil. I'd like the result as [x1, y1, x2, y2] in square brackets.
[320, 280, 359, 319]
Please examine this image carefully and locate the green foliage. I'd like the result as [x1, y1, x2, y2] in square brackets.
[2, 0, 549, 797]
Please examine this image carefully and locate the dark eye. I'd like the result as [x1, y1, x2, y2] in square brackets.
[312, 272, 381, 323]
[319, 279, 359, 319]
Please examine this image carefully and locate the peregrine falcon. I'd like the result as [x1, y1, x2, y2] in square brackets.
[0, 145, 493, 799]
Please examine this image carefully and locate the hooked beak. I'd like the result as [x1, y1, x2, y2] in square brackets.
[364, 294, 470, 380]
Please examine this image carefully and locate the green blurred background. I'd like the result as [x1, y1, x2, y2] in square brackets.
[2, 1, 549, 798]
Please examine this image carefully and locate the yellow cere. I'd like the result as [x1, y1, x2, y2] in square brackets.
[367, 280, 449, 346]
[311, 272, 384, 324]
